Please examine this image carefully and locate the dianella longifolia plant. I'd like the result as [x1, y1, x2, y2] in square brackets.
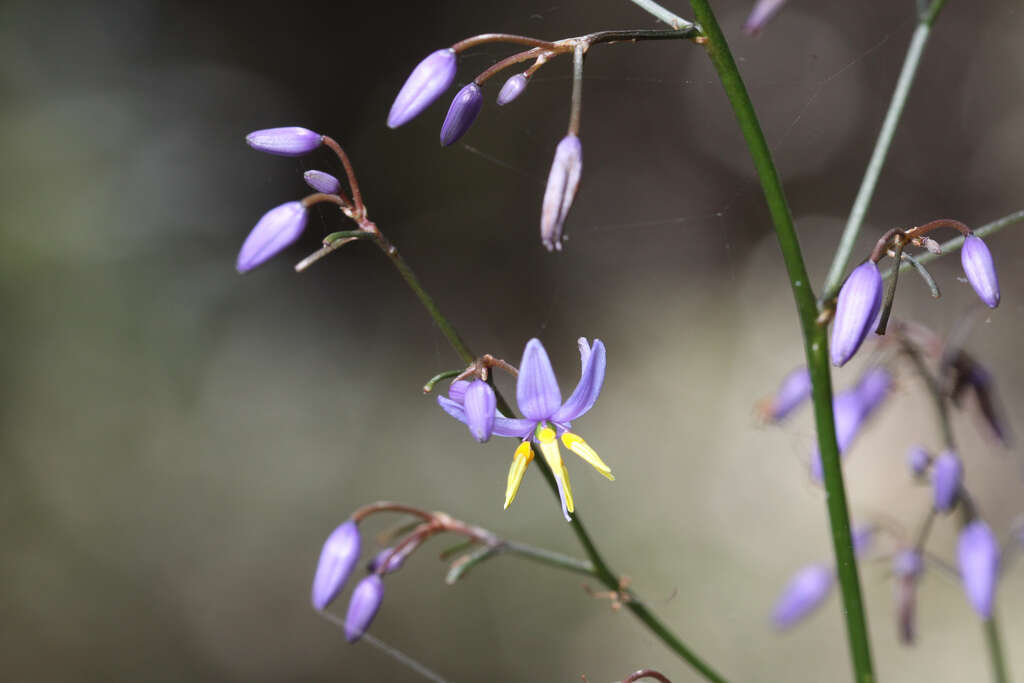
[233, 1, 1024, 681]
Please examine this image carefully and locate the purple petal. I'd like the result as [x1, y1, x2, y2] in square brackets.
[932, 451, 963, 512]
[552, 339, 606, 423]
[958, 520, 999, 619]
[303, 170, 342, 195]
[237, 201, 309, 272]
[772, 564, 834, 629]
[830, 262, 883, 366]
[245, 127, 322, 156]
[492, 416, 536, 438]
[448, 380, 470, 403]
[497, 73, 529, 105]
[961, 235, 1000, 308]
[388, 49, 457, 129]
[311, 520, 361, 610]
[540, 134, 582, 251]
[743, 0, 790, 35]
[464, 379, 496, 442]
[768, 366, 811, 422]
[440, 83, 483, 146]
[344, 575, 384, 643]
[437, 395, 469, 425]
[517, 339, 562, 421]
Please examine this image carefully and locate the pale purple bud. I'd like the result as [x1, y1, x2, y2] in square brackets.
[906, 446, 931, 477]
[311, 520, 361, 610]
[809, 391, 866, 480]
[961, 235, 999, 308]
[743, 0, 789, 35]
[367, 547, 408, 575]
[237, 201, 309, 273]
[497, 73, 529, 105]
[932, 451, 963, 512]
[852, 525, 875, 557]
[855, 367, 890, 416]
[830, 262, 883, 366]
[303, 170, 342, 195]
[893, 549, 924, 579]
[344, 574, 384, 642]
[463, 379, 496, 442]
[440, 83, 483, 146]
[388, 49, 458, 129]
[540, 135, 582, 252]
[772, 564, 833, 629]
[958, 520, 999, 619]
[245, 127, 322, 157]
[768, 366, 811, 422]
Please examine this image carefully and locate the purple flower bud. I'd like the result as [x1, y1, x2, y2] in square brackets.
[809, 391, 865, 481]
[303, 170, 342, 195]
[852, 525, 875, 557]
[345, 574, 384, 642]
[463, 379, 496, 442]
[237, 201, 309, 273]
[440, 83, 483, 146]
[367, 547, 408, 575]
[772, 564, 834, 629]
[906, 446, 931, 477]
[497, 73, 529, 106]
[961, 235, 1000, 308]
[932, 451, 963, 512]
[540, 134, 583, 252]
[448, 380, 470, 404]
[855, 366, 890, 415]
[768, 366, 811, 422]
[245, 127, 322, 157]
[743, 0, 789, 35]
[958, 520, 999, 619]
[830, 262, 883, 367]
[388, 49, 458, 129]
[893, 549, 924, 579]
[311, 520, 361, 610]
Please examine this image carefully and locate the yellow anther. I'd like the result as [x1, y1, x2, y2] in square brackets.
[537, 425, 557, 443]
[561, 432, 615, 481]
[504, 442, 534, 509]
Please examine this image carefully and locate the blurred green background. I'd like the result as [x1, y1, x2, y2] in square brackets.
[3, 0, 1023, 680]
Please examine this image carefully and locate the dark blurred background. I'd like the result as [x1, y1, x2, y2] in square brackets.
[3, 0, 1024, 680]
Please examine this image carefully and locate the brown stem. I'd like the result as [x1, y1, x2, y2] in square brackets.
[321, 135, 364, 217]
[474, 47, 567, 85]
[351, 501, 435, 523]
[905, 218, 972, 241]
[452, 33, 558, 52]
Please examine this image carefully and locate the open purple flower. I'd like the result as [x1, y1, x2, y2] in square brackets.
[311, 520, 362, 610]
[438, 338, 612, 521]
[958, 520, 999, 619]
[540, 135, 583, 252]
[388, 49, 458, 129]
[245, 127, 323, 156]
[830, 261, 883, 367]
[237, 201, 309, 272]
[440, 83, 483, 146]
[961, 235, 1000, 308]
[344, 574, 384, 642]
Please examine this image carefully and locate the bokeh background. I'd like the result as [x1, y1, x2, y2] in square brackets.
[3, 0, 1024, 680]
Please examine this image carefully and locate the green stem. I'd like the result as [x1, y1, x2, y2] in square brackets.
[821, 0, 949, 302]
[984, 617, 1009, 683]
[687, 2, 874, 681]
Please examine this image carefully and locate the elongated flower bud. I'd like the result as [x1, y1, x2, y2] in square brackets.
[855, 366, 890, 414]
[767, 366, 811, 422]
[958, 520, 999, 619]
[311, 520, 361, 610]
[388, 49, 458, 129]
[961, 234, 1000, 308]
[463, 379, 496, 442]
[497, 73, 529, 105]
[303, 170, 342, 195]
[440, 83, 483, 146]
[932, 451, 962, 512]
[237, 201, 309, 273]
[345, 575, 384, 642]
[743, 0, 789, 35]
[772, 564, 833, 629]
[245, 127, 322, 156]
[830, 262, 883, 366]
[540, 135, 582, 251]
[906, 446, 931, 477]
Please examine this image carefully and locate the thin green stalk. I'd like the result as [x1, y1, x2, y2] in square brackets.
[821, 0, 950, 302]
[984, 617, 1009, 683]
[687, 2, 874, 681]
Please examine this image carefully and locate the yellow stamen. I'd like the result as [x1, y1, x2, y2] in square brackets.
[536, 425, 574, 514]
[561, 432, 615, 481]
[504, 441, 534, 509]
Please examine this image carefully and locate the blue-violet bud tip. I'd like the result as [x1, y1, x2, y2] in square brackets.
[388, 49, 458, 129]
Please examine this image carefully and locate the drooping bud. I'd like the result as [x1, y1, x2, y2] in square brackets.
[311, 520, 362, 610]
[855, 366, 891, 415]
[772, 564, 834, 629]
[303, 170, 342, 195]
[932, 451, 963, 512]
[497, 73, 529, 106]
[440, 83, 483, 146]
[960, 235, 1000, 308]
[906, 446, 931, 477]
[958, 520, 999, 619]
[237, 201, 309, 273]
[344, 574, 385, 642]
[767, 366, 811, 422]
[367, 546, 408, 575]
[830, 262, 883, 366]
[810, 390, 866, 480]
[388, 49, 458, 129]
[743, 0, 790, 35]
[245, 127, 323, 157]
[540, 135, 583, 251]
[463, 379, 496, 442]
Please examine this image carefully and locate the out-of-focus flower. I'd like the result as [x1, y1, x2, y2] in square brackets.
[810, 367, 891, 480]
[440, 83, 483, 146]
[345, 575, 385, 642]
[947, 350, 1010, 446]
[960, 235, 1000, 308]
[893, 550, 924, 644]
[906, 446, 931, 477]
[237, 201, 309, 273]
[497, 73, 529, 105]
[303, 170, 342, 195]
[852, 525, 876, 556]
[765, 366, 811, 422]
[772, 564, 833, 629]
[958, 520, 999, 619]
[245, 127, 323, 156]
[311, 520, 362, 610]
[743, 0, 790, 35]
[438, 338, 611, 520]
[830, 262, 883, 367]
[932, 451, 962, 512]
[540, 135, 583, 252]
[388, 49, 458, 129]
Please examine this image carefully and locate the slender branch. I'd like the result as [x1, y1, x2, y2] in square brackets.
[568, 43, 585, 135]
[446, 540, 596, 584]
[899, 252, 941, 298]
[686, 2, 875, 681]
[628, 0, 696, 30]
[821, 0, 950, 302]
[984, 617, 1009, 683]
